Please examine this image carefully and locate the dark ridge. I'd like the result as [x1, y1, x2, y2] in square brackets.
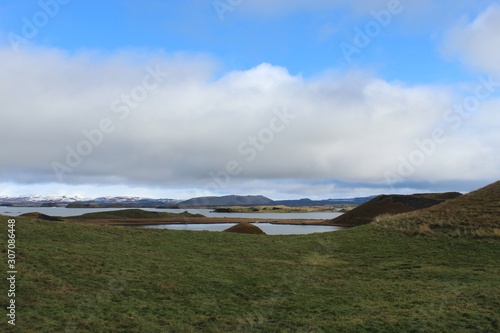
[327, 192, 462, 227]
[179, 195, 274, 207]
[374, 180, 500, 236]
[20, 212, 63, 221]
[275, 196, 376, 206]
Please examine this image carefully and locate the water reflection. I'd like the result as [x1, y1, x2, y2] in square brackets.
[142, 223, 344, 235]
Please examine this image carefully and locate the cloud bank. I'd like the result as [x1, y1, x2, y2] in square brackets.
[1, 45, 499, 198]
[444, 4, 500, 74]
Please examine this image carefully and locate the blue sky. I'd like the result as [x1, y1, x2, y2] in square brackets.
[0, 0, 499, 199]
[0, 0, 485, 79]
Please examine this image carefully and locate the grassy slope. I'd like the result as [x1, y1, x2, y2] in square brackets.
[1, 216, 499, 332]
[328, 193, 461, 227]
[374, 181, 500, 237]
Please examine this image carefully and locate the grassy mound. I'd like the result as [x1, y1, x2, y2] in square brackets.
[20, 212, 63, 221]
[223, 222, 266, 234]
[374, 181, 500, 237]
[328, 192, 461, 227]
[66, 208, 203, 220]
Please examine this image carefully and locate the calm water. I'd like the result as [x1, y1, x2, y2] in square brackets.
[143, 223, 344, 235]
[143, 223, 237, 232]
[0, 207, 343, 220]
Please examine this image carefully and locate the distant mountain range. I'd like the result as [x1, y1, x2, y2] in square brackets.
[274, 197, 375, 207]
[0, 194, 375, 208]
[178, 195, 274, 207]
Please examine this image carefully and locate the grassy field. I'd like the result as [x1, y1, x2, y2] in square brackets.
[1, 215, 499, 332]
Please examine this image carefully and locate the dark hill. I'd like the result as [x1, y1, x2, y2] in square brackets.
[179, 195, 274, 207]
[374, 181, 500, 237]
[20, 212, 63, 221]
[327, 192, 462, 227]
[223, 223, 266, 235]
[275, 196, 375, 206]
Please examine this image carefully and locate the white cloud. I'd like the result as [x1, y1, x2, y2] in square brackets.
[0, 46, 499, 198]
[444, 4, 500, 74]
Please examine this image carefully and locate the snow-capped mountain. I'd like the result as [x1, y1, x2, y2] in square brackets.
[21, 195, 89, 202]
[0, 194, 375, 208]
[0, 195, 181, 207]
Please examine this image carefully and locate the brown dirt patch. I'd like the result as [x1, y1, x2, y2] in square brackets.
[223, 222, 266, 235]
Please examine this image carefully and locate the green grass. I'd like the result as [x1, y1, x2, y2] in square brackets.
[1, 216, 499, 332]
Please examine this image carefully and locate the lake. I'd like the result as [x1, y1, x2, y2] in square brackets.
[0, 207, 343, 220]
[1, 207, 344, 235]
[143, 223, 344, 235]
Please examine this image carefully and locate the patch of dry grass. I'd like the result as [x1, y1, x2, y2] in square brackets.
[328, 192, 460, 227]
[373, 181, 500, 238]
